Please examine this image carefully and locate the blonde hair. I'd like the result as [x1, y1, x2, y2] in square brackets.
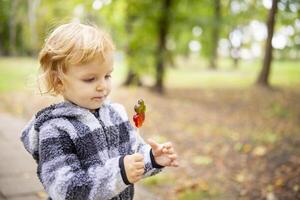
[38, 22, 115, 95]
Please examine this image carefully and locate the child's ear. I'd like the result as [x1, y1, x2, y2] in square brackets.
[56, 79, 64, 93]
[52, 71, 64, 93]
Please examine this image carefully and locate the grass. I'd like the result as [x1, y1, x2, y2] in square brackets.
[141, 173, 174, 186]
[0, 57, 39, 92]
[266, 101, 293, 119]
[166, 57, 300, 88]
[178, 189, 219, 200]
[0, 56, 126, 93]
[251, 130, 279, 145]
[270, 61, 300, 86]
[0, 56, 299, 93]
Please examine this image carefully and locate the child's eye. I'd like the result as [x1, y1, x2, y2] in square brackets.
[83, 78, 95, 82]
[105, 74, 112, 79]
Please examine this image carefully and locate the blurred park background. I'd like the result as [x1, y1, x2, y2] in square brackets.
[0, 0, 299, 199]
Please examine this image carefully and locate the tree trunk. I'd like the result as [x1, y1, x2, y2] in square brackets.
[0, 31, 3, 55]
[256, 0, 278, 87]
[123, 2, 141, 86]
[27, 0, 40, 55]
[209, 0, 221, 69]
[231, 46, 241, 69]
[154, 0, 172, 94]
[9, 0, 18, 56]
[233, 57, 239, 69]
[124, 69, 142, 86]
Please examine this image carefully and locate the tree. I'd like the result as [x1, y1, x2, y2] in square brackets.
[224, 0, 264, 69]
[273, 0, 300, 60]
[27, 0, 41, 55]
[154, 0, 173, 93]
[256, 0, 278, 87]
[8, 0, 19, 56]
[0, 0, 22, 56]
[123, 1, 142, 86]
[209, 0, 221, 69]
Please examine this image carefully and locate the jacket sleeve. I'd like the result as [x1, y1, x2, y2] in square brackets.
[38, 122, 128, 200]
[111, 103, 163, 178]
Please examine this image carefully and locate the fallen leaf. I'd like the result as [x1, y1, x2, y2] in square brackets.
[266, 192, 277, 200]
[192, 155, 213, 165]
[293, 184, 299, 192]
[235, 172, 246, 183]
[275, 178, 284, 187]
[242, 144, 252, 153]
[252, 146, 267, 156]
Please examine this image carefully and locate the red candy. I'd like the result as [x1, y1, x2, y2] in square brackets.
[133, 113, 145, 128]
[133, 99, 146, 128]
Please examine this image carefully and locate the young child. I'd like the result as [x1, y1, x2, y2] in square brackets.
[21, 22, 178, 200]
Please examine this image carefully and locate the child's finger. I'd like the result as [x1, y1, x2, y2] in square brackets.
[135, 175, 143, 181]
[170, 160, 179, 167]
[135, 169, 145, 176]
[163, 147, 176, 155]
[161, 145, 172, 151]
[165, 147, 175, 154]
[131, 176, 141, 183]
[133, 153, 144, 161]
[168, 154, 177, 160]
[162, 147, 168, 153]
[162, 142, 172, 149]
[147, 139, 160, 151]
[134, 162, 145, 169]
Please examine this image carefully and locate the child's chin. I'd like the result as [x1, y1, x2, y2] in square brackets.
[91, 102, 104, 109]
[82, 103, 102, 111]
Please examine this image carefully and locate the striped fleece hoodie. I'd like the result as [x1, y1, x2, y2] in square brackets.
[21, 101, 162, 200]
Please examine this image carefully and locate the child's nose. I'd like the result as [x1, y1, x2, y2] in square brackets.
[96, 80, 106, 91]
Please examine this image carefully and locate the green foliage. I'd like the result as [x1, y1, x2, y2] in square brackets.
[178, 188, 220, 200]
[252, 131, 279, 145]
[267, 101, 292, 119]
[0, 0, 10, 54]
[0, 0, 29, 54]
[141, 173, 173, 186]
[192, 155, 213, 165]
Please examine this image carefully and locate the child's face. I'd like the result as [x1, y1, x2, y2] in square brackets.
[60, 53, 113, 111]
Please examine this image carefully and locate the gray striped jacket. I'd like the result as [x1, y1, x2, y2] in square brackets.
[21, 101, 162, 200]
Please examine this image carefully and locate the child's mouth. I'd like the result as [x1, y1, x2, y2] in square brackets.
[92, 96, 105, 101]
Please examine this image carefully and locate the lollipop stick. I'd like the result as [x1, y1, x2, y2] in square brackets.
[134, 128, 140, 153]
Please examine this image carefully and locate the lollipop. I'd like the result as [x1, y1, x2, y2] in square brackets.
[133, 99, 146, 128]
[133, 99, 146, 152]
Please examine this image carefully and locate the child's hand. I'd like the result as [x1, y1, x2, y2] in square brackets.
[148, 139, 179, 167]
[124, 153, 145, 183]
